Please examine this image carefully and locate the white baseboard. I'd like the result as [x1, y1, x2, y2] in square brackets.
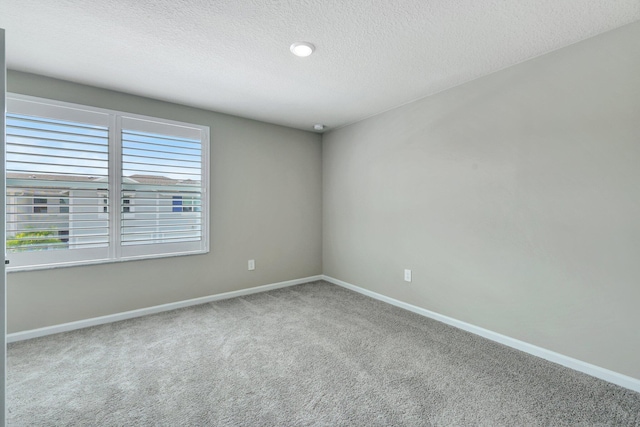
[7, 275, 323, 343]
[322, 275, 640, 394]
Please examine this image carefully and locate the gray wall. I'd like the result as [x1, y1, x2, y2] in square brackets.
[7, 71, 323, 333]
[323, 22, 640, 379]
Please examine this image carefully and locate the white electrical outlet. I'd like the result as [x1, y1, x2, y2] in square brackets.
[404, 269, 412, 282]
[248, 259, 255, 271]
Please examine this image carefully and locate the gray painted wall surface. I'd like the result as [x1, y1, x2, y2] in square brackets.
[7, 71, 322, 333]
[323, 22, 640, 379]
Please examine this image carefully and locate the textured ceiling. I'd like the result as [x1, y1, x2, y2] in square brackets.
[2, 0, 639, 131]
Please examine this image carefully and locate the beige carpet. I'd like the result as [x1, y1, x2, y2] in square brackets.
[8, 281, 640, 426]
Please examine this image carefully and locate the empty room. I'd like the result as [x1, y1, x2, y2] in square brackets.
[1, 1, 639, 425]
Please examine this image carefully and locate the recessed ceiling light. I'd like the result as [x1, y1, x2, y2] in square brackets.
[314, 124, 325, 131]
[290, 42, 315, 57]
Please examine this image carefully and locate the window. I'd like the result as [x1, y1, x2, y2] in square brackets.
[171, 195, 198, 213]
[33, 198, 48, 214]
[59, 198, 69, 214]
[172, 196, 183, 213]
[6, 95, 209, 270]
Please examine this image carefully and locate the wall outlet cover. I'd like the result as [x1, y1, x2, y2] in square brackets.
[404, 269, 412, 282]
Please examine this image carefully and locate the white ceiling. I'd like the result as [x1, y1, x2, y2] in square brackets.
[2, 0, 639, 132]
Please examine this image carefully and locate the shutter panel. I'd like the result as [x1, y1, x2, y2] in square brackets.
[5, 100, 111, 268]
[120, 117, 205, 257]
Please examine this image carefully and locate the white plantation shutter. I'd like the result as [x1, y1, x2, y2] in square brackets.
[6, 99, 111, 268]
[119, 117, 206, 258]
[5, 95, 209, 270]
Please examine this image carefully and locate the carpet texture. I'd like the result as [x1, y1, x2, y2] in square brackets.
[7, 281, 640, 426]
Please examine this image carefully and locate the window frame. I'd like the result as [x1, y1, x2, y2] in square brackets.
[6, 93, 210, 272]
